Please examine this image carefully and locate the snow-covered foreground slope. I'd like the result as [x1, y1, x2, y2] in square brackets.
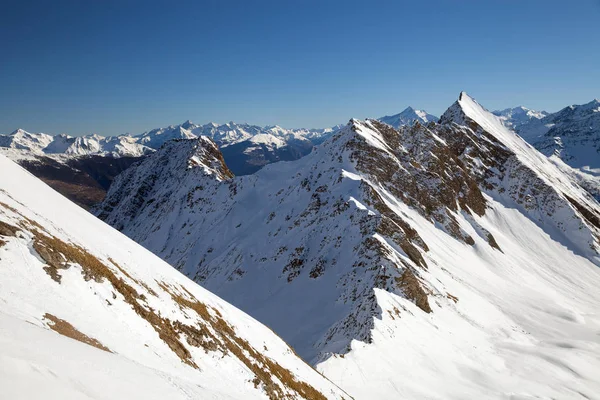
[0, 155, 348, 400]
[96, 93, 600, 399]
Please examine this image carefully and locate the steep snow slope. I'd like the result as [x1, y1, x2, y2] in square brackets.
[378, 106, 438, 128]
[440, 93, 600, 263]
[0, 155, 348, 400]
[96, 93, 600, 399]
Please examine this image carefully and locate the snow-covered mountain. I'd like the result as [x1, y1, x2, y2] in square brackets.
[492, 106, 548, 130]
[1, 121, 342, 178]
[378, 106, 438, 128]
[505, 100, 600, 201]
[0, 129, 153, 208]
[0, 154, 348, 399]
[134, 121, 342, 175]
[95, 93, 600, 399]
[0, 122, 340, 206]
[0, 128, 152, 157]
[518, 99, 600, 167]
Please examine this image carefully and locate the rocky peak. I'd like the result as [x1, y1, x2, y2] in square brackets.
[181, 119, 195, 129]
[440, 92, 600, 264]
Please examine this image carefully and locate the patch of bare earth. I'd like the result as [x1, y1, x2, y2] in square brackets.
[44, 313, 111, 352]
[0, 220, 19, 248]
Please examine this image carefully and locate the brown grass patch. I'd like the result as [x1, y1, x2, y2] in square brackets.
[44, 313, 111, 352]
[0, 220, 19, 237]
[0, 199, 19, 214]
[27, 228, 199, 368]
[109, 257, 158, 297]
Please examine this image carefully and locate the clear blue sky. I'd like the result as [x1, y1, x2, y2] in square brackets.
[1, 0, 599, 136]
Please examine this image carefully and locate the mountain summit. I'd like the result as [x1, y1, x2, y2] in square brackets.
[378, 106, 438, 128]
[96, 92, 600, 399]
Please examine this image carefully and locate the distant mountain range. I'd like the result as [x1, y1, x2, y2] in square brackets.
[0, 109, 435, 207]
[2, 99, 598, 206]
[492, 106, 549, 130]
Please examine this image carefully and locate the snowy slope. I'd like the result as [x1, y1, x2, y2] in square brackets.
[378, 106, 438, 128]
[96, 93, 600, 399]
[0, 154, 348, 400]
[440, 93, 600, 263]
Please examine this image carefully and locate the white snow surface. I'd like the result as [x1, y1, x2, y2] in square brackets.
[0, 155, 347, 400]
[96, 93, 600, 399]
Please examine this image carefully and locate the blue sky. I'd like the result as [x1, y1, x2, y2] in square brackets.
[1, 0, 599, 136]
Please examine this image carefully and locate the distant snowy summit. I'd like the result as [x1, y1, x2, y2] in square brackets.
[378, 106, 438, 128]
[492, 106, 549, 130]
[0, 128, 151, 158]
[0, 121, 343, 173]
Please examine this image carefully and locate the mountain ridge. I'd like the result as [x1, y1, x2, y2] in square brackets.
[95, 92, 600, 398]
[0, 153, 349, 399]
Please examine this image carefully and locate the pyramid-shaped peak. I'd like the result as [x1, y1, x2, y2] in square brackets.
[10, 128, 30, 136]
[181, 120, 194, 128]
